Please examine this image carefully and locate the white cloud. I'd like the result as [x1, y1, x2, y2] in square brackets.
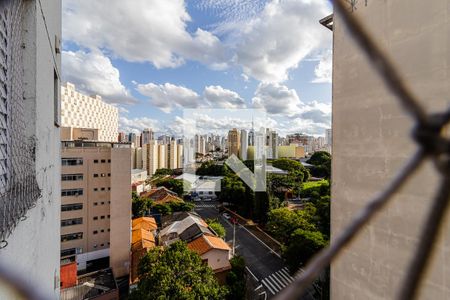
[204, 85, 246, 109]
[63, 0, 227, 69]
[62, 50, 135, 104]
[313, 50, 332, 83]
[136, 83, 202, 113]
[119, 116, 160, 134]
[136, 82, 247, 112]
[252, 82, 331, 133]
[233, 0, 332, 82]
[252, 82, 302, 116]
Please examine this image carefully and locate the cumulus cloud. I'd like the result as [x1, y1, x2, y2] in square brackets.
[136, 83, 202, 113]
[313, 50, 332, 83]
[252, 82, 331, 134]
[62, 50, 135, 104]
[136, 82, 247, 112]
[119, 116, 160, 134]
[63, 0, 228, 69]
[233, 0, 332, 82]
[204, 85, 246, 109]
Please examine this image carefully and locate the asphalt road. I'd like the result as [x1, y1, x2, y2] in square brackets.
[194, 202, 317, 300]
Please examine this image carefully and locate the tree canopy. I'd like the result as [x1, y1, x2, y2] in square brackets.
[130, 241, 227, 300]
[132, 192, 153, 218]
[206, 219, 226, 238]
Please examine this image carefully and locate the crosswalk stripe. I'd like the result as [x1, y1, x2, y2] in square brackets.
[268, 274, 284, 291]
[271, 273, 288, 289]
[262, 278, 277, 295]
[280, 268, 291, 278]
[276, 270, 293, 285]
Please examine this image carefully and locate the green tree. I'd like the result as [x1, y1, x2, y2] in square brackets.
[155, 178, 185, 196]
[307, 151, 331, 166]
[206, 219, 226, 238]
[154, 168, 174, 176]
[197, 161, 226, 176]
[130, 241, 227, 300]
[283, 229, 327, 273]
[226, 256, 246, 300]
[132, 192, 153, 218]
[266, 206, 316, 242]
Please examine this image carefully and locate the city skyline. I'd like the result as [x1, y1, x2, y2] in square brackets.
[61, 0, 333, 137]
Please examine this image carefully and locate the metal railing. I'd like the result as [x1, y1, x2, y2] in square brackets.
[276, 0, 450, 299]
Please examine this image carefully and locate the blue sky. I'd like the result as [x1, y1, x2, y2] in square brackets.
[62, 0, 333, 137]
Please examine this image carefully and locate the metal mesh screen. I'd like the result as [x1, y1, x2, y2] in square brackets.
[0, 0, 41, 245]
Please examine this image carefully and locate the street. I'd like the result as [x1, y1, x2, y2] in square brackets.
[194, 201, 316, 299]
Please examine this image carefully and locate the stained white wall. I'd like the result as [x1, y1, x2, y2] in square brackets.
[0, 0, 61, 299]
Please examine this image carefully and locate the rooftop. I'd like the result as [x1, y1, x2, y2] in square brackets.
[60, 268, 117, 300]
[187, 235, 231, 256]
[61, 140, 131, 148]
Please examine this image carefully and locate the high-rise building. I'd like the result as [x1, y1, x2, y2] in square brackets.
[177, 144, 184, 168]
[60, 141, 131, 278]
[128, 133, 141, 148]
[143, 141, 158, 176]
[227, 129, 240, 157]
[325, 128, 332, 146]
[158, 144, 167, 169]
[240, 130, 248, 160]
[118, 132, 127, 143]
[142, 128, 154, 145]
[265, 129, 278, 159]
[61, 83, 119, 142]
[0, 0, 61, 297]
[168, 140, 178, 169]
[330, 2, 450, 299]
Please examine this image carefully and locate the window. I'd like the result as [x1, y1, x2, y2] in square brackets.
[94, 202, 98, 206]
[107, 242, 110, 245]
[93, 230, 98, 234]
[61, 174, 83, 181]
[61, 218, 83, 227]
[60, 248, 82, 258]
[101, 159, 106, 163]
[61, 203, 83, 212]
[100, 216, 105, 219]
[61, 189, 83, 197]
[101, 201, 105, 205]
[93, 174, 99, 178]
[93, 244, 97, 249]
[107, 229, 110, 232]
[61, 232, 83, 242]
[101, 243, 104, 247]
[107, 215, 110, 218]
[93, 216, 98, 220]
[108, 159, 111, 163]
[101, 188, 105, 191]
[94, 188, 98, 191]
[94, 159, 98, 163]
[107, 187, 111, 191]
[62, 158, 83, 166]
[107, 173, 111, 177]
[101, 229, 104, 233]
[101, 173, 106, 177]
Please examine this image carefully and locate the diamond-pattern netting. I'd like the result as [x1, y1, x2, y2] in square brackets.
[0, 0, 41, 244]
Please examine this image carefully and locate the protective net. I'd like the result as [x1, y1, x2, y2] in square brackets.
[0, 0, 41, 245]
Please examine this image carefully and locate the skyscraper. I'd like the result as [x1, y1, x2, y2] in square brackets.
[142, 128, 154, 145]
[227, 128, 240, 157]
[240, 129, 248, 160]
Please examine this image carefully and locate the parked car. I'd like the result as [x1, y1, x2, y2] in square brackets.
[222, 212, 231, 220]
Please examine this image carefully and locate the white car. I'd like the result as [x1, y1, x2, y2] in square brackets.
[222, 212, 231, 220]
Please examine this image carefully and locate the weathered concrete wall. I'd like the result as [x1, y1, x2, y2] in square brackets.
[0, 0, 61, 298]
[332, 1, 450, 299]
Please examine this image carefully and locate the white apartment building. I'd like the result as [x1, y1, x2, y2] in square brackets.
[240, 129, 248, 161]
[61, 82, 119, 142]
[0, 0, 61, 298]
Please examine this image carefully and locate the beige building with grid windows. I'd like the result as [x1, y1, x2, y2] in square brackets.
[60, 141, 131, 278]
[61, 82, 119, 142]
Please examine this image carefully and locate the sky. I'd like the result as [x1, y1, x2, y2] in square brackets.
[61, 0, 333, 137]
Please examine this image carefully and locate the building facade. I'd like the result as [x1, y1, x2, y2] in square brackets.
[0, 0, 61, 298]
[331, 1, 450, 299]
[60, 141, 131, 278]
[227, 128, 240, 157]
[61, 83, 118, 142]
[240, 129, 248, 161]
